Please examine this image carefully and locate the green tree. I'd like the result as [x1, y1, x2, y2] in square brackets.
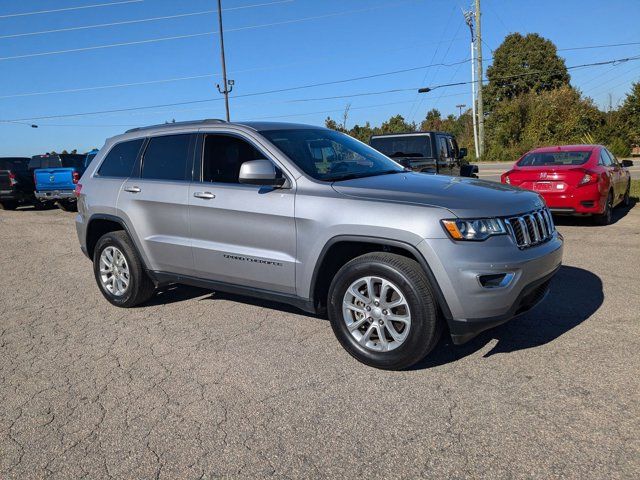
[485, 85, 603, 161]
[616, 81, 640, 145]
[379, 114, 415, 134]
[485, 33, 570, 107]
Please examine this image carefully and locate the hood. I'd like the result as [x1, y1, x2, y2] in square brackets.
[331, 172, 544, 218]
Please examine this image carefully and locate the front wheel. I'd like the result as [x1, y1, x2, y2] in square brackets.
[622, 181, 631, 207]
[0, 201, 18, 210]
[328, 252, 441, 370]
[93, 231, 155, 307]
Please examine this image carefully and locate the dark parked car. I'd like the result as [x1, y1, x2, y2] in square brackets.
[0, 157, 35, 210]
[30, 153, 88, 211]
[369, 131, 478, 177]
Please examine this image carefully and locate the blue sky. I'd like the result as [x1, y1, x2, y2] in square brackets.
[0, 0, 639, 156]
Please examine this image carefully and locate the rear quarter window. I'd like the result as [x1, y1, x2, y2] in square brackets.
[97, 139, 144, 177]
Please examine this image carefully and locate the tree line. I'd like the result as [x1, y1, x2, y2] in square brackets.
[326, 33, 640, 161]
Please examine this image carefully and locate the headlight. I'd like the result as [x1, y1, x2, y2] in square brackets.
[442, 218, 507, 241]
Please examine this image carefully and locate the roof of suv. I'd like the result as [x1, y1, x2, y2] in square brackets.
[124, 119, 322, 134]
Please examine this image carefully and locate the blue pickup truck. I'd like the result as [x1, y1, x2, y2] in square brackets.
[31, 153, 92, 211]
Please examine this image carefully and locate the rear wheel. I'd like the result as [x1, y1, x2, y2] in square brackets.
[593, 191, 613, 226]
[57, 200, 77, 212]
[327, 252, 441, 370]
[0, 201, 18, 210]
[93, 231, 155, 307]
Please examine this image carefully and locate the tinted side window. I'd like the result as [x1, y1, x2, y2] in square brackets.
[202, 134, 264, 184]
[141, 134, 192, 181]
[98, 139, 144, 177]
[605, 149, 619, 166]
[436, 136, 450, 160]
[599, 149, 613, 167]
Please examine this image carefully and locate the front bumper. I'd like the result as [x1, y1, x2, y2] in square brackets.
[417, 231, 563, 344]
[35, 190, 76, 201]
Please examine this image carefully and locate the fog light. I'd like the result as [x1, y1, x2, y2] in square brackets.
[478, 273, 515, 288]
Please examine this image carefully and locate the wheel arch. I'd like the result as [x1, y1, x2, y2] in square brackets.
[86, 214, 150, 273]
[309, 235, 452, 320]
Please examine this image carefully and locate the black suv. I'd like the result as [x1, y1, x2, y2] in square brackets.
[0, 157, 35, 210]
[369, 131, 478, 177]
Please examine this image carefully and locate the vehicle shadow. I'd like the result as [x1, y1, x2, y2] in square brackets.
[412, 265, 603, 370]
[144, 284, 213, 306]
[552, 197, 637, 227]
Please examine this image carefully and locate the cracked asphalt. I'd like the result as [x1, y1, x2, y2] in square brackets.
[1, 204, 638, 479]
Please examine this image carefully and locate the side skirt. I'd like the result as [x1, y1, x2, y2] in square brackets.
[148, 271, 318, 314]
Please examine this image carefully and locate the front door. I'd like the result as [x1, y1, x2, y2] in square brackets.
[188, 132, 296, 294]
[118, 133, 195, 275]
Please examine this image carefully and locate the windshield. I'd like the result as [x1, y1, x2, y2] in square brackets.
[518, 151, 591, 166]
[370, 135, 432, 158]
[260, 128, 404, 181]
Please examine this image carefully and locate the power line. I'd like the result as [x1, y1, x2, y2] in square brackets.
[0, 0, 294, 40]
[0, 1, 413, 61]
[2, 54, 638, 124]
[0, 40, 468, 100]
[0, 0, 143, 19]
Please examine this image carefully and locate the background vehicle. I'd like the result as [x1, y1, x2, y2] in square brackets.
[0, 157, 34, 210]
[31, 153, 89, 211]
[76, 120, 562, 370]
[369, 131, 478, 177]
[501, 145, 633, 225]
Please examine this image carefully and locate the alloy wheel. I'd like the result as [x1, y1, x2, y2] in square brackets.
[99, 246, 130, 296]
[342, 276, 411, 352]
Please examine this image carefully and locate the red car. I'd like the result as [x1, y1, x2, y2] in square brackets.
[501, 145, 633, 225]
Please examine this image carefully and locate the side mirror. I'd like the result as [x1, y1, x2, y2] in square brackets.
[239, 159, 285, 186]
[621, 159, 633, 168]
[458, 147, 468, 159]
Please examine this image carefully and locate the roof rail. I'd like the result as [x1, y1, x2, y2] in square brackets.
[125, 118, 226, 133]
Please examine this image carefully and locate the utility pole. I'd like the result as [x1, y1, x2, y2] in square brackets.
[215, 0, 233, 121]
[475, 0, 485, 157]
[463, 9, 479, 158]
[456, 104, 466, 117]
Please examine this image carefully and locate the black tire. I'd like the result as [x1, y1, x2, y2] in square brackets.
[593, 191, 613, 226]
[93, 231, 155, 307]
[57, 200, 77, 212]
[328, 252, 441, 370]
[34, 201, 54, 210]
[0, 201, 18, 210]
[622, 181, 631, 207]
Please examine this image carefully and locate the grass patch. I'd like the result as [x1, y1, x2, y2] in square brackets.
[631, 179, 640, 200]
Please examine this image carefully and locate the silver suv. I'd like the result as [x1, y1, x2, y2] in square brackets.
[76, 119, 563, 370]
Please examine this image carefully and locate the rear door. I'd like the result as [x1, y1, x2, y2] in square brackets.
[188, 131, 296, 294]
[118, 133, 196, 275]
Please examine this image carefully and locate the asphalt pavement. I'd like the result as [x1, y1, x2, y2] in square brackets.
[1, 205, 638, 479]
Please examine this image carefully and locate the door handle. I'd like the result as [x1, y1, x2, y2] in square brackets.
[194, 191, 215, 199]
[124, 186, 141, 193]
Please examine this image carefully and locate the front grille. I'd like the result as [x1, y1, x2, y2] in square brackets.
[504, 208, 555, 249]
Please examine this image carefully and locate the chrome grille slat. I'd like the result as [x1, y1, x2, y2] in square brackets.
[505, 208, 555, 249]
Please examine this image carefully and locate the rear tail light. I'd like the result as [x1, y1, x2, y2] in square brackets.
[74, 183, 82, 197]
[8, 171, 18, 186]
[501, 171, 512, 184]
[578, 170, 598, 186]
[72, 171, 80, 184]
